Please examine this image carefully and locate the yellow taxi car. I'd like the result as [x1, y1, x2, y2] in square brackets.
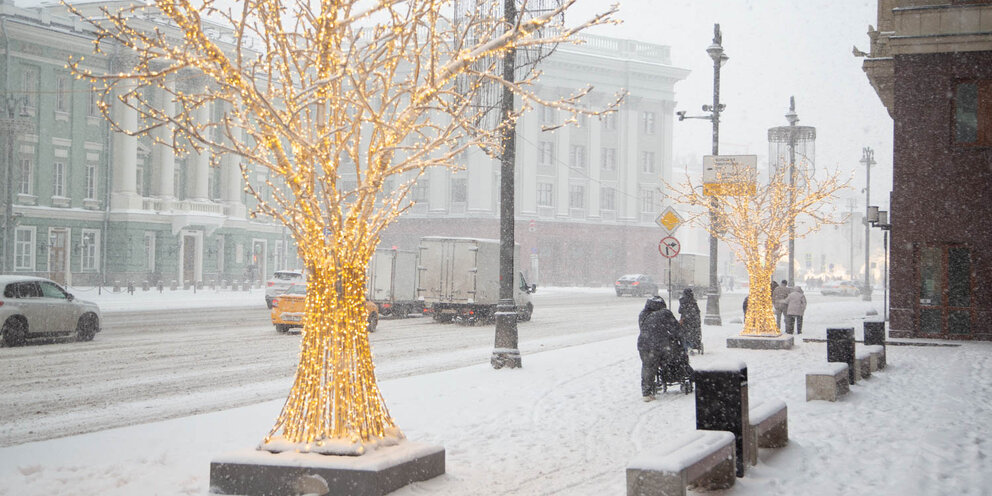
[270, 283, 379, 333]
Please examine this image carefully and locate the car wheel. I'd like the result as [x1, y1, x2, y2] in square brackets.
[275, 324, 290, 333]
[76, 314, 99, 342]
[2, 318, 27, 347]
[615, 290, 622, 297]
[518, 303, 533, 322]
[367, 312, 379, 333]
[265, 297, 273, 309]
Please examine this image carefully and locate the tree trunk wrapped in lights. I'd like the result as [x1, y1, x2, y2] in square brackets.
[666, 159, 848, 336]
[66, 0, 620, 454]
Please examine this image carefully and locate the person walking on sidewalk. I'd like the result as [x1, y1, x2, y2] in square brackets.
[637, 296, 678, 402]
[785, 287, 807, 335]
[678, 288, 702, 353]
[772, 279, 791, 329]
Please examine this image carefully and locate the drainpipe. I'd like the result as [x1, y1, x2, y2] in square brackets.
[100, 47, 115, 286]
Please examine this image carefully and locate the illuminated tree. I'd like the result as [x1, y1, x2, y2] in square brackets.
[66, 0, 619, 453]
[666, 159, 848, 336]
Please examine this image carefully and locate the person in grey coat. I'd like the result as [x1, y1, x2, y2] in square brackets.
[785, 287, 807, 335]
[772, 279, 791, 329]
[637, 296, 680, 401]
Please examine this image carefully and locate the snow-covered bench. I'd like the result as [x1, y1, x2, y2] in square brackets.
[855, 349, 872, 381]
[626, 430, 736, 496]
[749, 399, 788, 449]
[806, 362, 850, 402]
[864, 344, 885, 371]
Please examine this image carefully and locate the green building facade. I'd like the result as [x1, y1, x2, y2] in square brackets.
[0, 0, 298, 287]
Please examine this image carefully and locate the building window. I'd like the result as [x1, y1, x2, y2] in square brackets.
[642, 111, 656, 134]
[144, 232, 157, 272]
[450, 177, 467, 203]
[538, 140, 554, 166]
[411, 178, 428, 202]
[954, 80, 991, 145]
[641, 151, 656, 173]
[81, 230, 100, 271]
[537, 182, 553, 207]
[21, 66, 38, 113]
[569, 145, 586, 170]
[540, 105, 555, 124]
[18, 158, 33, 195]
[601, 186, 616, 210]
[601, 112, 617, 131]
[88, 90, 100, 117]
[640, 189, 655, 213]
[601, 147, 617, 171]
[569, 185, 585, 209]
[56, 74, 70, 113]
[14, 227, 35, 271]
[53, 161, 66, 197]
[85, 164, 98, 200]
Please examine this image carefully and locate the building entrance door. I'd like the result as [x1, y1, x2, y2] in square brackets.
[183, 235, 196, 285]
[918, 245, 973, 336]
[48, 229, 69, 285]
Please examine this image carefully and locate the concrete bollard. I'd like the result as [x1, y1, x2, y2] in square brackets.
[113, 281, 121, 293]
[170, 280, 178, 291]
[142, 280, 150, 291]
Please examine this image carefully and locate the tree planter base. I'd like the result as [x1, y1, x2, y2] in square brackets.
[210, 441, 445, 496]
[726, 334, 794, 350]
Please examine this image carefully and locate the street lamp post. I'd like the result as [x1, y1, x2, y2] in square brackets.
[677, 24, 728, 326]
[492, 0, 521, 369]
[861, 147, 875, 301]
[768, 98, 815, 287]
[867, 206, 890, 320]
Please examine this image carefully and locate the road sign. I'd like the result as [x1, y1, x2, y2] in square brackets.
[703, 155, 758, 196]
[656, 206, 684, 235]
[659, 236, 680, 259]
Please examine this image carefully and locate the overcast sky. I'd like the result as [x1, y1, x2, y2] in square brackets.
[566, 0, 893, 208]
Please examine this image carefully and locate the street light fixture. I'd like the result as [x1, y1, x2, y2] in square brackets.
[868, 205, 891, 321]
[676, 23, 727, 326]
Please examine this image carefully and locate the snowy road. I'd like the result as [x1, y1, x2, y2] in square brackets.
[0, 288, 739, 447]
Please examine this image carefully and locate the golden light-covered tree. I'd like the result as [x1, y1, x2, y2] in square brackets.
[667, 159, 848, 336]
[66, 0, 619, 454]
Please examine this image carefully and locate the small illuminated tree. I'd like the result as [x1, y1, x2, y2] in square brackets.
[67, 0, 619, 454]
[666, 159, 848, 336]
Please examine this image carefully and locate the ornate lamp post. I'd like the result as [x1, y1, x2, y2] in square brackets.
[677, 24, 728, 326]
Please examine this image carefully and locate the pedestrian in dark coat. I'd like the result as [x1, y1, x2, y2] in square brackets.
[742, 294, 749, 320]
[678, 288, 701, 352]
[637, 296, 679, 401]
[772, 279, 791, 329]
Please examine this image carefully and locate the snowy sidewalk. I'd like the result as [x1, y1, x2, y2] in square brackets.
[1, 299, 991, 495]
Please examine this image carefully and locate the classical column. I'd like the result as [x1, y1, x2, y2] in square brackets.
[191, 102, 211, 201]
[110, 72, 142, 210]
[153, 75, 176, 203]
[622, 97, 641, 220]
[588, 104, 603, 217]
[222, 126, 247, 218]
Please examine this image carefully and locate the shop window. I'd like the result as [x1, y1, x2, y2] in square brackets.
[954, 80, 992, 145]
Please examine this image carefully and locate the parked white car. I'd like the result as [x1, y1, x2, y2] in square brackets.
[265, 270, 305, 308]
[0, 275, 102, 347]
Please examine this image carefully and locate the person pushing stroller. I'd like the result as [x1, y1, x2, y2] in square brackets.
[637, 296, 688, 401]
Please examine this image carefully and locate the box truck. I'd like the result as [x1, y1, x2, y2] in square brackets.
[417, 236, 536, 323]
[367, 248, 424, 318]
[666, 253, 710, 293]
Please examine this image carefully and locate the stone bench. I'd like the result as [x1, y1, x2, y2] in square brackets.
[855, 350, 872, 381]
[864, 344, 885, 371]
[806, 363, 850, 402]
[749, 399, 788, 449]
[627, 430, 736, 496]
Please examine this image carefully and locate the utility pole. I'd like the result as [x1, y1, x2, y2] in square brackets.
[492, 0, 521, 369]
[861, 147, 874, 301]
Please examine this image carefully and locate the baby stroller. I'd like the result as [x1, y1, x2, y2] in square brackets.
[657, 333, 694, 394]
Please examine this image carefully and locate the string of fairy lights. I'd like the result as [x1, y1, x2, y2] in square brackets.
[666, 158, 849, 336]
[64, 0, 620, 453]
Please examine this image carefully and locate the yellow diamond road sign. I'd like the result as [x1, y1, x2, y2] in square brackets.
[656, 206, 683, 235]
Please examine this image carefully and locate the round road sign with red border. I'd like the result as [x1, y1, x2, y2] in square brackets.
[659, 236, 680, 258]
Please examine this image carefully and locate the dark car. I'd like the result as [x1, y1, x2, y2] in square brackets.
[614, 274, 659, 297]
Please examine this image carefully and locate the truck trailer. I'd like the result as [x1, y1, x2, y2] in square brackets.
[367, 248, 424, 318]
[417, 236, 535, 323]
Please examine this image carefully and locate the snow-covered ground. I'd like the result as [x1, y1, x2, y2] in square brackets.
[1, 287, 990, 495]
